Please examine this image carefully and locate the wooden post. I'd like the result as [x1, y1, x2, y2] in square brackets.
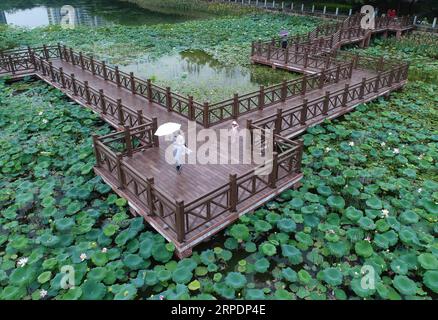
[319, 70, 325, 89]
[57, 43, 63, 60]
[71, 74, 78, 95]
[8, 56, 15, 75]
[175, 199, 186, 243]
[335, 65, 341, 83]
[59, 67, 66, 88]
[229, 174, 238, 212]
[233, 93, 239, 119]
[99, 89, 107, 114]
[301, 75, 307, 95]
[152, 117, 159, 147]
[281, 80, 287, 102]
[124, 126, 133, 157]
[147, 79, 153, 102]
[284, 47, 289, 64]
[69, 48, 75, 65]
[378, 56, 384, 72]
[166, 87, 172, 111]
[388, 70, 394, 87]
[115, 66, 121, 87]
[63, 45, 68, 62]
[275, 108, 283, 134]
[303, 51, 309, 68]
[259, 85, 265, 110]
[267, 45, 271, 60]
[322, 91, 330, 115]
[188, 96, 195, 121]
[359, 77, 366, 99]
[84, 81, 91, 104]
[79, 52, 85, 70]
[203, 102, 210, 128]
[90, 56, 96, 75]
[43, 45, 49, 60]
[374, 73, 381, 93]
[269, 152, 279, 188]
[300, 99, 308, 125]
[116, 154, 126, 190]
[342, 84, 349, 107]
[102, 61, 108, 80]
[146, 177, 155, 215]
[92, 135, 101, 168]
[130, 72, 136, 94]
[117, 99, 124, 125]
[137, 110, 143, 125]
[48, 61, 55, 82]
[251, 41, 255, 56]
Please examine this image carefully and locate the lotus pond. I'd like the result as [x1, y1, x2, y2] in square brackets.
[1, 4, 438, 301]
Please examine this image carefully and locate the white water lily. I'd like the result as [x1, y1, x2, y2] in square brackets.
[102, 248, 108, 253]
[42, 119, 48, 124]
[348, 141, 355, 147]
[80, 253, 87, 261]
[325, 147, 332, 152]
[365, 236, 371, 242]
[38, 111, 43, 116]
[381, 209, 389, 217]
[380, 142, 386, 147]
[393, 148, 400, 154]
[40, 289, 48, 298]
[17, 257, 28, 267]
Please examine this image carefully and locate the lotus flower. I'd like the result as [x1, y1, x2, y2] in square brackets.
[40, 289, 48, 298]
[393, 148, 400, 154]
[349, 141, 355, 147]
[80, 253, 87, 261]
[17, 257, 28, 267]
[381, 209, 389, 217]
[102, 248, 108, 253]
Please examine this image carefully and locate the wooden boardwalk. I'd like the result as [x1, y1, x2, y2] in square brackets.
[0, 14, 411, 257]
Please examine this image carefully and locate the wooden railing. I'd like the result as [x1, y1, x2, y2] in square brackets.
[56, 45, 206, 126]
[207, 60, 354, 126]
[252, 62, 409, 135]
[0, 48, 36, 75]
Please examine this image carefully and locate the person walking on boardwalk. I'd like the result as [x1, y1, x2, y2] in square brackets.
[173, 130, 191, 175]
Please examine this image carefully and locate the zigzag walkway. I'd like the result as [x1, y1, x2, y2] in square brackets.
[0, 14, 411, 256]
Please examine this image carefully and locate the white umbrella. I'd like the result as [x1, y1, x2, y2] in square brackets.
[154, 122, 181, 136]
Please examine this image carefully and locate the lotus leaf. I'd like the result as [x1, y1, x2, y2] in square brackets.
[322, 268, 343, 286]
[355, 240, 374, 258]
[260, 242, 276, 256]
[392, 275, 418, 296]
[229, 224, 250, 241]
[277, 218, 296, 233]
[225, 272, 247, 289]
[327, 195, 345, 210]
[418, 253, 438, 270]
[423, 271, 438, 293]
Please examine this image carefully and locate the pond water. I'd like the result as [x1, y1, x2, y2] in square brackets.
[0, 0, 196, 28]
[121, 50, 298, 103]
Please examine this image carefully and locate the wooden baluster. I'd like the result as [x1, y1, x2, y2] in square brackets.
[115, 66, 121, 87]
[281, 80, 287, 102]
[322, 91, 330, 115]
[130, 72, 136, 94]
[188, 96, 194, 121]
[99, 89, 107, 115]
[301, 75, 307, 95]
[48, 61, 55, 82]
[229, 174, 238, 212]
[348, 60, 354, 78]
[84, 81, 91, 104]
[70, 48, 75, 65]
[124, 126, 133, 157]
[275, 108, 283, 134]
[388, 69, 394, 87]
[146, 79, 152, 101]
[116, 154, 126, 190]
[319, 69, 325, 89]
[303, 51, 309, 68]
[117, 99, 124, 125]
[166, 87, 172, 111]
[233, 93, 239, 118]
[92, 135, 101, 168]
[268, 152, 279, 188]
[175, 199, 186, 243]
[63, 45, 68, 62]
[284, 47, 289, 64]
[146, 177, 155, 215]
[71, 74, 78, 95]
[43, 44, 49, 60]
[203, 102, 210, 128]
[59, 67, 66, 88]
[267, 45, 271, 61]
[359, 77, 366, 99]
[28, 46, 37, 71]
[57, 43, 63, 60]
[374, 72, 381, 93]
[152, 117, 159, 147]
[90, 56, 95, 75]
[8, 56, 15, 75]
[102, 61, 108, 80]
[79, 52, 85, 70]
[342, 84, 349, 107]
[335, 65, 341, 83]
[300, 99, 308, 125]
[251, 41, 255, 56]
[137, 110, 143, 125]
[258, 85, 265, 110]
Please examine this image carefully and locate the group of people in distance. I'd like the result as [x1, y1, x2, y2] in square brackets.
[387, 9, 397, 18]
